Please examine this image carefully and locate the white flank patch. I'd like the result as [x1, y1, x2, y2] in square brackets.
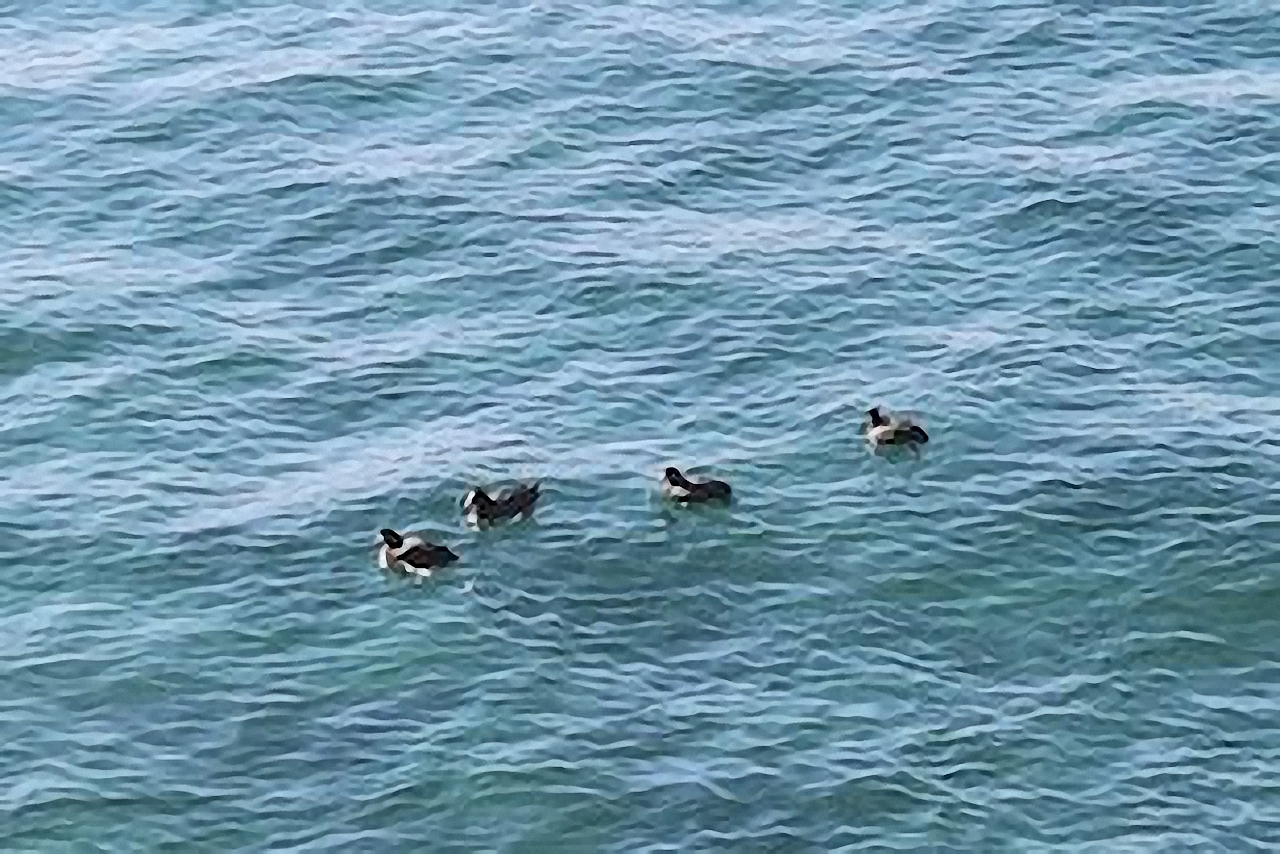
[663, 481, 691, 499]
[867, 425, 892, 446]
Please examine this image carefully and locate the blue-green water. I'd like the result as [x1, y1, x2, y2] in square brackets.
[3, 0, 1279, 850]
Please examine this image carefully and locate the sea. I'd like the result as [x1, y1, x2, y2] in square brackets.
[2, 0, 1278, 850]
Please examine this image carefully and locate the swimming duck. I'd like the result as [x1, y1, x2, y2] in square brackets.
[378, 529, 458, 576]
[864, 406, 929, 448]
[662, 467, 732, 503]
[462, 482, 540, 528]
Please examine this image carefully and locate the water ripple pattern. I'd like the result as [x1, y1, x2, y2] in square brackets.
[2, 0, 1278, 850]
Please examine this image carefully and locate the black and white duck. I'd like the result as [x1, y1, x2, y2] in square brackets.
[461, 482, 541, 528]
[661, 467, 731, 503]
[864, 406, 929, 449]
[378, 529, 459, 576]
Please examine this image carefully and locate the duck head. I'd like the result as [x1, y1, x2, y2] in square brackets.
[462, 487, 493, 510]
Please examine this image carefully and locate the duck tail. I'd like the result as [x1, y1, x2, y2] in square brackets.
[522, 482, 541, 514]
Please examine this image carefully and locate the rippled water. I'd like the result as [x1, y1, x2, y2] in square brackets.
[3, 0, 1279, 850]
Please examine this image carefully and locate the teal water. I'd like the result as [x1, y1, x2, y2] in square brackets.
[3, 0, 1279, 850]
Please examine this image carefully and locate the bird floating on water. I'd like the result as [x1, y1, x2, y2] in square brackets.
[661, 467, 732, 503]
[378, 529, 458, 576]
[462, 482, 541, 528]
[864, 406, 929, 449]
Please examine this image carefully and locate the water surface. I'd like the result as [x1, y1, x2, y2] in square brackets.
[2, 0, 1278, 850]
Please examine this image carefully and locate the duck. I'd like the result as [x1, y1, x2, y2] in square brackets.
[378, 529, 459, 576]
[461, 482, 540, 528]
[661, 466, 732, 503]
[864, 406, 929, 448]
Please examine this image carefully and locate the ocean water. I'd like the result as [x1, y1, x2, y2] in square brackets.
[2, 0, 1279, 850]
